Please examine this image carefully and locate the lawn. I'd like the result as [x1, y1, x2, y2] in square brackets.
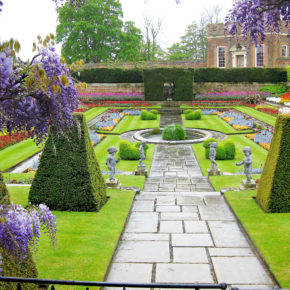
[193, 134, 268, 175]
[234, 106, 277, 126]
[111, 115, 160, 134]
[95, 135, 155, 172]
[8, 186, 135, 289]
[182, 114, 252, 134]
[225, 190, 290, 288]
[0, 139, 42, 172]
[84, 107, 108, 122]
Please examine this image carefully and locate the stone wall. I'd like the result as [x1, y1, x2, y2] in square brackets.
[77, 83, 144, 94]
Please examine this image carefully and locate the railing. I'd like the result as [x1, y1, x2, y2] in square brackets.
[0, 277, 228, 290]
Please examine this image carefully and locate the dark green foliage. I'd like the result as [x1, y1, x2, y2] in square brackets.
[29, 113, 107, 212]
[151, 127, 161, 135]
[0, 171, 10, 204]
[287, 66, 290, 82]
[256, 114, 290, 213]
[162, 124, 186, 140]
[143, 68, 194, 101]
[141, 110, 157, 120]
[74, 68, 143, 83]
[184, 109, 193, 115]
[203, 138, 236, 160]
[194, 68, 287, 83]
[150, 109, 158, 115]
[118, 140, 148, 160]
[185, 109, 201, 120]
[258, 84, 287, 95]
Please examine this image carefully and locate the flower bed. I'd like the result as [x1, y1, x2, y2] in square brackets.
[219, 111, 254, 130]
[5, 177, 34, 184]
[81, 100, 153, 107]
[0, 132, 30, 150]
[78, 92, 144, 102]
[195, 91, 272, 100]
[188, 100, 247, 107]
[88, 130, 105, 146]
[246, 129, 273, 151]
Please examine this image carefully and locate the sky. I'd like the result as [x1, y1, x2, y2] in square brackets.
[0, 0, 234, 60]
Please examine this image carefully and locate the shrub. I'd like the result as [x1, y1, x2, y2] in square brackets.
[29, 113, 107, 212]
[0, 171, 10, 205]
[141, 110, 157, 120]
[184, 109, 193, 114]
[150, 109, 158, 115]
[151, 127, 161, 135]
[203, 138, 236, 160]
[162, 124, 186, 140]
[256, 114, 290, 213]
[118, 140, 148, 160]
[258, 84, 287, 95]
[203, 138, 218, 149]
[223, 139, 236, 160]
[186, 109, 201, 120]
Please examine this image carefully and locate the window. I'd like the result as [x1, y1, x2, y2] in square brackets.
[282, 45, 288, 57]
[217, 46, 226, 67]
[256, 45, 264, 67]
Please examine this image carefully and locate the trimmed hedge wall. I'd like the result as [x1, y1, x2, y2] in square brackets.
[194, 68, 287, 83]
[29, 113, 107, 211]
[74, 68, 143, 83]
[0, 172, 38, 290]
[256, 114, 290, 213]
[143, 68, 194, 101]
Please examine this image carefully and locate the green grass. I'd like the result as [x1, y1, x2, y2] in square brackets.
[225, 190, 290, 288]
[84, 107, 108, 122]
[235, 106, 277, 126]
[103, 174, 145, 190]
[209, 175, 260, 192]
[8, 187, 135, 289]
[7, 185, 30, 207]
[0, 139, 42, 172]
[182, 114, 252, 134]
[193, 134, 268, 175]
[3, 172, 35, 181]
[95, 135, 155, 172]
[111, 115, 160, 134]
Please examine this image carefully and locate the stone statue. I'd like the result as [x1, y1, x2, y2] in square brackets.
[106, 146, 121, 181]
[168, 82, 174, 100]
[209, 142, 218, 169]
[236, 146, 252, 183]
[138, 141, 146, 166]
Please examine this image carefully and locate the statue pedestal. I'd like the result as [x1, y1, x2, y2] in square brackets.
[207, 165, 221, 176]
[135, 164, 148, 177]
[105, 178, 121, 189]
[240, 179, 257, 190]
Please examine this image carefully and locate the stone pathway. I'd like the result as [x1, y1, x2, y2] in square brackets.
[105, 142, 275, 288]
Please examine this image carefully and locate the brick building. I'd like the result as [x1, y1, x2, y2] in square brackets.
[207, 23, 290, 68]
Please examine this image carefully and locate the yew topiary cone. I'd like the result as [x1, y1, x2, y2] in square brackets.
[29, 113, 107, 212]
[256, 114, 290, 213]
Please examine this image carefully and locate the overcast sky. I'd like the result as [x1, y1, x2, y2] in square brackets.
[0, 0, 234, 61]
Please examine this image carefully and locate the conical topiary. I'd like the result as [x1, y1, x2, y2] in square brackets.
[256, 114, 290, 213]
[29, 113, 107, 211]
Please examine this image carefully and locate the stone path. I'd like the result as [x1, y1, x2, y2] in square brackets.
[105, 142, 275, 288]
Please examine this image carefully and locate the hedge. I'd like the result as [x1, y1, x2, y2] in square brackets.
[0, 172, 38, 290]
[143, 68, 194, 101]
[256, 114, 290, 213]
[194, 68, 287, 83]
[141, 110, 157, 120]
[203, 138, 236, 160]
[74, 68, 143, 83]
[185, 109, 201, 120]
[287, 66, 290, 82]
[119, 141, 148, 160]
[29, 113, 107, 211]
[162, 124, 186, 140]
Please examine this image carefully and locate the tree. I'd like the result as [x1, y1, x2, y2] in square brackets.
[225, 0, 290, 44]
[166, 43, 188, 60]
[117, 21, 143, 62]
[56, 0, 124, 64]
[203, 4, 223, 24]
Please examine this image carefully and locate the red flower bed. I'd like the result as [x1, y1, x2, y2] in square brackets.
[188, 100, 248, 107]
[0, 132, 30, 150]
[256, 107, 278, 116]
[83, 100, 153, 107]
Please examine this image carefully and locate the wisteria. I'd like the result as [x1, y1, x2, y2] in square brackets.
[0, 203, 57, 273]
[225, 0, 290, 44]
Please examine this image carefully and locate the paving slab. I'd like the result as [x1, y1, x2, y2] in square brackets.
[160, 221, 183, 233]
[209, 247, 255, 257]
[156, 263, 214, 283]
[199, 203, 235, 221]
[173, 247, 208, 263]
[176, 196, 204, 206]
[114, 241, 170, 263]
[156, 196, 176, 205]
[132, 200, 154, 212]
[125, 212, 158, 233]
[212, 257, 274, 284]
[184, 221, 209, 233]
[181, 205, 198, 212]
[161, 212, 199, 221]
[143, 183, 159, 191]
[156, 205, 180, 212]
[134, 194, 156, 200]
[208, 221, 249, 247]
[122, 233, 170, 241]
[172, 233, 214, 247]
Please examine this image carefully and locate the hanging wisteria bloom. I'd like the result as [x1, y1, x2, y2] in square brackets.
[0, 203, 57, 273]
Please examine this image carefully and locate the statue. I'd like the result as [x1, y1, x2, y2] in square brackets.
[236, 146, 253, 183]
[138, 141, 147, 166]
[168, 82, 174, 100]
[106, 146, 121, 181]
[207, 142, 220, 176]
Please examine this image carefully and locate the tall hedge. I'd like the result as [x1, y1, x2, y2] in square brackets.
[194, 68, 287, 83]
[143, 68, 194, 101]
[256, 114, 290, 213]
[74, 68, 143, 83]
[29, 113, 107, 211]
[0, 172, 38, 290]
